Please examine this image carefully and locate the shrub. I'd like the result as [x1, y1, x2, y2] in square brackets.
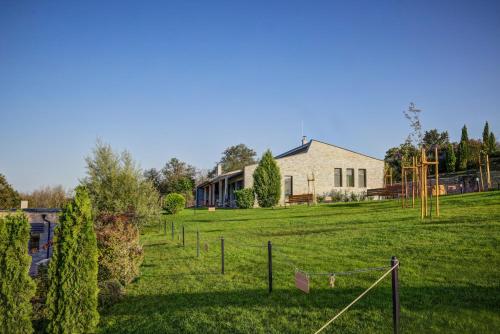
[32, 263, 49, 332]
[98, 279, 125, 307]
[163, 193, 186, 214]
[0, 213, 35, 334]
[96, 219, 144, 286]
[330, 190, 343, 202]
[234, 188, 255, 208]
[46, 187, 99, 334]
[253, 150, 281, 207]
[82, 140, 161, 227]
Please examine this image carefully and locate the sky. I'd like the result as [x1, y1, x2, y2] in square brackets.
[1, 0, 499, 192]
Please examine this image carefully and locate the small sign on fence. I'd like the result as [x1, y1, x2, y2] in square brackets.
[295, 271, 310, 293]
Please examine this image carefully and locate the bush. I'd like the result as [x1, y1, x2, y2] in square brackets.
[234, 188, 255, 208]
[32, 263, 50, 332]
[253, 150, 281, 207]
[46, 187, 99, 334]
[82, 140, 161, 227]
[98, 279, 125, 307]
[163, 193, 186, 214]
[0, 213, 35, 334]
[96, 219, 144, 286]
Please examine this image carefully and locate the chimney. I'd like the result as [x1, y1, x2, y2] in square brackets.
[302, 136, 308, 146]
[217, 163, 222, 176]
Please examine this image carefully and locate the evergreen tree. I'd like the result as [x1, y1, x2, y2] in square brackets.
[445, 143, 456, 173]
[0, 174, 20, 209]
[489, 132, 497, 153]
[46, 187, 99, 334]
[482, 121, 490, 153]
[0, 213, 35, 334]
[457, 125, 469, 170]
[253, 150, 281, 207]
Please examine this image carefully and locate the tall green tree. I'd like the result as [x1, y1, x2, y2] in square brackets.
[445, 143, 456, 173]
[384, 140, 418, 182]
[219, 144, 257, 173]
[253, 150, 281, 207]
[489, 132, 497, 153]
[0, 174, 20, 209]
[0, 213, 35, 334]
[457, 125, 469, 170]
[423, 129, 449, 148]
[482, 121, 490, 153]
[46, 187, 99, 334]
[161, 158, 196, 198]
[82, 140, 160, 226]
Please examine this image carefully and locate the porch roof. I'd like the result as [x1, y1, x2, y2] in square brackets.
[197, 169, 243, 188]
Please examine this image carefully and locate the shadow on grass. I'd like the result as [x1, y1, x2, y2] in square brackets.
[102, 284, 499, 317]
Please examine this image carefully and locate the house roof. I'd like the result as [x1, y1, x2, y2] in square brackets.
[274, 140, 312, 159]
[274, 139, 383, 162]
[311, 139, 384, 162]
[0, 208, 61, 213]
[197, 169, 243, 187]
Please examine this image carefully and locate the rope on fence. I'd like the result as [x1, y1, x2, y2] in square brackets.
[313, 262, 399, 334]
[303, 266, 389, 277]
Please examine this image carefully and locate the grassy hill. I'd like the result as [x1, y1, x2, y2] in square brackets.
[99, 191, 500, 333]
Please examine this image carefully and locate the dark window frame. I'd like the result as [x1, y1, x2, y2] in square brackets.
[346, 168, 355, 187]
[284, 175, 293, 197]
[334, 168, 343, 187]
[358, 169, 367, 188]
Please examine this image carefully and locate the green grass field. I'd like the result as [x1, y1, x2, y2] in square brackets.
[99, 191, 500, 333]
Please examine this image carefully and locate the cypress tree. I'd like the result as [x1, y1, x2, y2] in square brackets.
[253, 150, 281, 207]
[482, 121, 490, 153]
[445, 143, 456, 173]
[46, 187, 99, 334]
[0, 213, 35, 334]
[489, 132, 497, 153]
[457, 125, 469, 171]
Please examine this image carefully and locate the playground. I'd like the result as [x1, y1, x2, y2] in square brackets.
[98, 191, 500, 333]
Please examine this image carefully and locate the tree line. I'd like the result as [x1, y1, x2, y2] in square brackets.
[385, 104, 497, 181]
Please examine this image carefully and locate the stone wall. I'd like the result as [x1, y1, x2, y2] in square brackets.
[244, 140, 384, 206]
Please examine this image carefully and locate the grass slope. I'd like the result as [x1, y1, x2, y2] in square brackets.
[99, 191, 500, 333]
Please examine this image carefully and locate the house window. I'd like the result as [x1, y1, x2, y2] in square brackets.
[284, 176, 293, 198]
[358, 169, 367, 188]
[29, 234, 40, 252]
[346, 168, 355, 187]
[334, 168, 342, 187]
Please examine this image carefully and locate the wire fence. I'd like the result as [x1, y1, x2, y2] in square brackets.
[158, 221, 402, 333]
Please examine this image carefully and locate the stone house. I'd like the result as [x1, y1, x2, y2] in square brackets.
[196, 138, 384, 207]
[0, 208, 59, 276]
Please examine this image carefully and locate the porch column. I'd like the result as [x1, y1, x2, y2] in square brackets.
[224, 177, 229, 206]
[218, 180, 223, 206]
[208, 185, 212, 206]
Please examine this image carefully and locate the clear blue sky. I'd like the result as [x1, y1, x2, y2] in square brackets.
[1, 0, 499, 192]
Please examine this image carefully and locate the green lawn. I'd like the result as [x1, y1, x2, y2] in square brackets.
[99, 191, 500, 333]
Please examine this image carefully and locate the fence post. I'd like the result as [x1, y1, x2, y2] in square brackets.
[182, 226, 185, 247]
[391, 256, 400, 334]
[268, 241, 273, 293]
[171, 222, 174, 241]
[196, 230, 200, 258]
[164, 221, 167, 235]
[221, 237, 225, 275]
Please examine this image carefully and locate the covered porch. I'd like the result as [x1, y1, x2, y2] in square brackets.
[196, 170, 244, 208]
